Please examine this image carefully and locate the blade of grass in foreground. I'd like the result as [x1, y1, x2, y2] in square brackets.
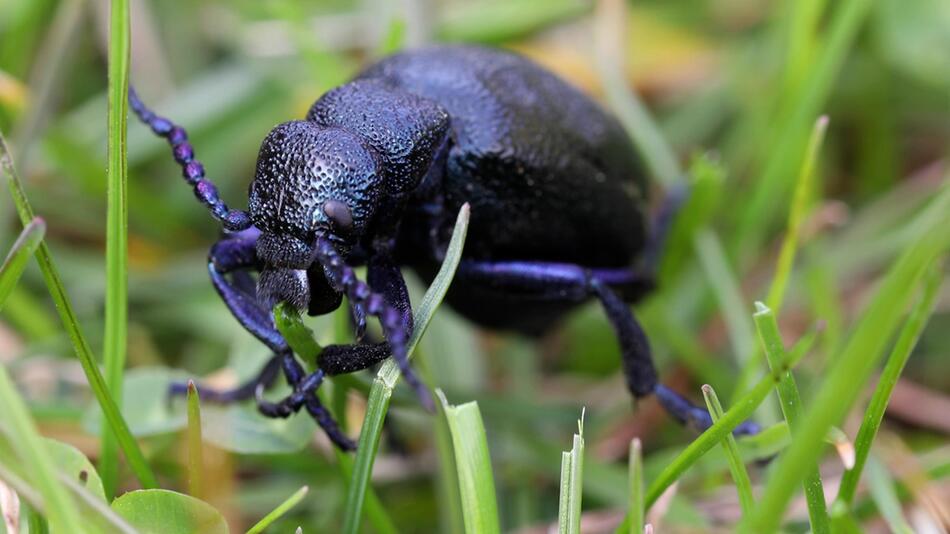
[341, 204, 469, 534]
[753, 303, 829, 532]
[101, 0, 132, 499]
[702, 385, 754, 516]
[741, 183, 950, 533]
[836, 261, 943, 505]
[613, 327, 818, 534]
[0, 361, 84, 532]
[557, 411, 585, 534]
[272, 305, 397, 534]
[0, 218, 45, 309]
[438, 391, 501, 534]
[246, 486, 309, 534]
[627, 439, 644, 534]
[0, 131, 157, 490]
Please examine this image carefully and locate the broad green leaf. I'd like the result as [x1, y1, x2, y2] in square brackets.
[43, 439, 106, 502]
[112, 489, 228, 534]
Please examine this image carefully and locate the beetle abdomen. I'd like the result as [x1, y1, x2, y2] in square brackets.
[359, 45, 649, 268]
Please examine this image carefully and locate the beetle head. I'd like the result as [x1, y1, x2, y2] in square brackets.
[249, 120, 382, 313]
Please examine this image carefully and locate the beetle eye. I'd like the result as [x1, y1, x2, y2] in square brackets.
[323, 199, 353, 232]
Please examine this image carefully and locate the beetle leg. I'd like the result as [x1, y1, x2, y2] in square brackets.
[169, 354, 282, 402]
[453, 259, 759, 435]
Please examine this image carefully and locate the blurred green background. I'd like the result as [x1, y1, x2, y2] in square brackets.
[1, 0, 948, 532]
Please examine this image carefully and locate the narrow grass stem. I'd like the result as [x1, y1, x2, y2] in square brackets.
[246, 486, 309, 534]
[101, 0, 132, 498]
[627, 439, 644, 534]
[341, 205, 469, 534]
[753, 303, 829, 532]
[186, 381, 203, 499]
[701, 385, 754, 516]
[0, 132, 157, 490]
[0, 218, 45, 309]
[836, 262, 943, 505]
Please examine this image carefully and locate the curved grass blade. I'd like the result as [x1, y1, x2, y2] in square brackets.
[438, 391, 500, 534]
[613, 326, 817, 534]
[753, 302, 829, 532]
[741, 183, 950, 533]
[0, 131, 157, 490]
[101, 0, 132, 498]
[246, 486, 309, 534]
[0, 218, 45, 309]
[836, 261, 943, 505]
[341, 203, 469, 534]
[702, 385, 754, 516]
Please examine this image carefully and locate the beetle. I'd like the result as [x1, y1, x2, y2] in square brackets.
[131, 45, 757, 450]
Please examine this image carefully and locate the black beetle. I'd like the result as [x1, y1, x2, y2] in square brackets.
[131, 45, 757, 450]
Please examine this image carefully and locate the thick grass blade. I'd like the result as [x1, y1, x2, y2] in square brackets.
[0, 218, 45, 309]
[701, 385, 754, 516]
[557, 411, 585, 534]
[836, 262, 943, 505]
[613, 326, 816, 533]
[0, 131, 157, 490]
[741, 183, 950, 533]
[341, 204, 469, 534]
[766, 116, 829, 312]
[0, 363, 84, 532]
[245, 486, 309, 534]
[753, 302, 829, 532]
[627, 439, 643, 534]
[186, 381, 203, 499]
[101, 0, 132, 498]
[437, 391, 500, 534]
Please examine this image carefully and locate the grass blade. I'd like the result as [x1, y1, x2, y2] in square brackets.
[613, 326, 816, 533]
[101, 0, 132, 499]
[341, 204, 469, 534]
[0, 218, 45, 309]
[627, 438, 643, 534]
[836, 261, 943, 505]
[741, 183, 950, 533]
[0, 363, 84, 532]
[245, 486, 309, 534]
[766, 116, 829, 312]
[753, 302, 829, 532]
[701, 385, 754, 516]
[437, 391, 500, 534]
[557, 411, 585, 534]
[0, 131, 157, 490]
[864, 457, 914, 534]
[186, 381, 203, 499]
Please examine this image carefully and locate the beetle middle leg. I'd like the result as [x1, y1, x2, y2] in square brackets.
[453, 259, 759, 435]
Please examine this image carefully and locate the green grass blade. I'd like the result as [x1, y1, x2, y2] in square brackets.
[0, 218, 45, 309]
[702, 385, 754, 516]
[186, 381, 203, 499]
[437, 391, 501, 534]
[627, 438, 643, 534]
[341, 204, 469, 534]
[557, 411, 585, 534]
[0, 131, 157, 490]
[613, 327, 815, 533]
[753, 302, 829, 532]
[766, 116, 829, 312]
[245, 486, 309, 534]
[741, 183, 950, 533]
[836, 262, 943, 505]
[0, 362, 84, 532]
[101, 0, 132, 499]
[273, 307, 398, 534]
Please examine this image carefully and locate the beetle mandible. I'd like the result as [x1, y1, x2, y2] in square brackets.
[130, 45, 758, 450]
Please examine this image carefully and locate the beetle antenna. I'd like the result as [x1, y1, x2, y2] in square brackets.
[313, 234, 434, 411]
[128, 86, 251, 232]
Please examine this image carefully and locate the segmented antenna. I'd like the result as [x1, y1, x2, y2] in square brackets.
[314, 234, 434, 411]
[128, 86, 251, 232]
